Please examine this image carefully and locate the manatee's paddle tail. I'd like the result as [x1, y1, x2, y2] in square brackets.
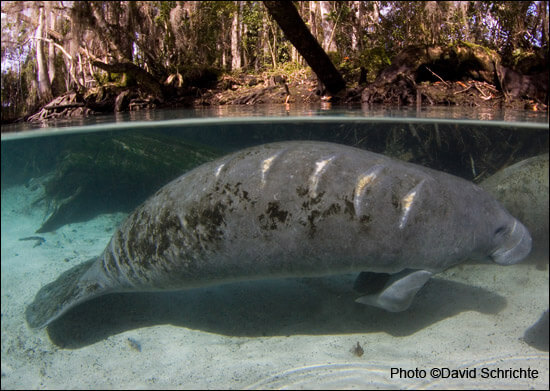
[25, 257, 108, 328]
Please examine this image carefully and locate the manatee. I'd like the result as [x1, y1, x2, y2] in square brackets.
[26, 141, 532, 328]
[481, 153, 548, 265]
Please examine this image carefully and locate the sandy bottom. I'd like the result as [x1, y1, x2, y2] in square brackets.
[1, 183, 548, 389]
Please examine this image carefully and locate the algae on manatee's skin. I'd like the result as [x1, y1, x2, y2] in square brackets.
[36, 131, 222, 233]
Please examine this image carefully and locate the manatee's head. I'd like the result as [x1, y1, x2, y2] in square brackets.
[489, 218, 532, 265]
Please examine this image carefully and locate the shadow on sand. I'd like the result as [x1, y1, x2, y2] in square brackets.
[44, 275, 507, 349]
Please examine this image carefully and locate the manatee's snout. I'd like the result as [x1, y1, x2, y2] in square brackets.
[491, 220, 532, 265]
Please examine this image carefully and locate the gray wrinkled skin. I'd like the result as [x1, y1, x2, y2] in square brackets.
[481, 153, 548, 263]
[26, 141, 532, 328]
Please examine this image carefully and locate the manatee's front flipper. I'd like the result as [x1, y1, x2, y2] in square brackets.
[25, 257, 112, 329]
[355, 269, 433, 312]
[353, 271, 392, 295]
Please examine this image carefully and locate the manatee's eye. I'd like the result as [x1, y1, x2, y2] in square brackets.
[494, 226, 507, 236]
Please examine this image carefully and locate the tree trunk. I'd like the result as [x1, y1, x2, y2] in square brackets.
[264, 1, 346, 95]
[309, 1, 319, 41]
[266, 21, 278, 67]
[539, 1, 549, 49]
[319, 1, 336, 52]
[351, 1, 361, 51]
[36, 8, 53, 103]
[46, 3, 56, 87]
[220, 18, 228, 69]
[231, 1, 242, 71]
[262, 17, 271, 68]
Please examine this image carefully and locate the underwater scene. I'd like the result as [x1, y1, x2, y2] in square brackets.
[1, 106, 549, 389]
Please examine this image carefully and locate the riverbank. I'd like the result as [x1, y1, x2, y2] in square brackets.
[2, 65, 546, 129]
